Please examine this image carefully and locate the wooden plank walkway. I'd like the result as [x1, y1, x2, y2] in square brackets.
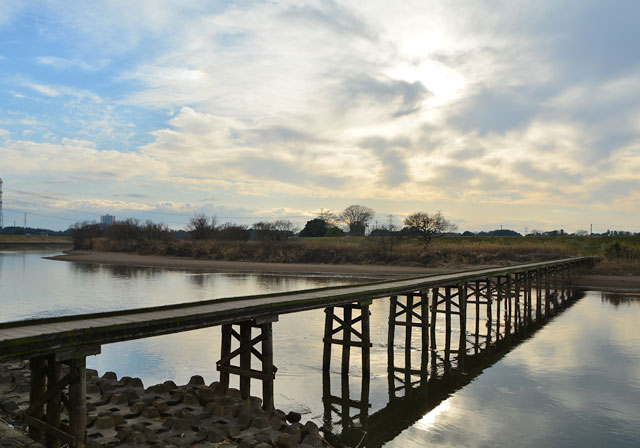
[0, 257, 591, 361]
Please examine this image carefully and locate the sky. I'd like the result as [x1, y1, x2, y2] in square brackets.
[1, 0, 639, 233]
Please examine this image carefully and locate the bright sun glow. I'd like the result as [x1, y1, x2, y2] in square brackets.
[387, 60, 467, 107]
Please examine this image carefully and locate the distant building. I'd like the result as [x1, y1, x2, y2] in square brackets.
[100, 214, 116, 226]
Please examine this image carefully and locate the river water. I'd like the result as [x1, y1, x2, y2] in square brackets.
[1, 250, 639, 447]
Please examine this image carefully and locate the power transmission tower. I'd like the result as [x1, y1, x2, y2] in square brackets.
[0, 178, 3, 229]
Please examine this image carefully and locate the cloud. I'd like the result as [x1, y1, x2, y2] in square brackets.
[36, 56, 105, 71]
[340, 75, 432, 118]
[2, 1, 640, 231]
[22, 81, 60, 97]
[14, 78, 102, 102]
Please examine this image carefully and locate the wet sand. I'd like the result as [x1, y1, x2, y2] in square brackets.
[47, 250, 467, 277]
[572, 274, 640, 290]
[48, 250, 640, 290]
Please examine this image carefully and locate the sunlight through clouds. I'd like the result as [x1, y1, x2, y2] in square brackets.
[1, 1, 639, 230]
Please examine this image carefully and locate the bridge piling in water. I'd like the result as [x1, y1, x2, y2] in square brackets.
[321, 302, 372, 432]
[25, 346, 100, 448]
[216, 315, 278, 409]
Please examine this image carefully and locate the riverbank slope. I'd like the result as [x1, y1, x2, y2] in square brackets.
[48, 250, 465, 277]
[48, 250, 640, 290]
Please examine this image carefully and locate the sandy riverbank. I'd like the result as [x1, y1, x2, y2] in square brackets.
[571, 274, 640, 290]
[47, 250, 467, 278]
[48, 250, 640, 290]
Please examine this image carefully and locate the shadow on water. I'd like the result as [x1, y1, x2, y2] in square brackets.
[327, 289, 587, 448]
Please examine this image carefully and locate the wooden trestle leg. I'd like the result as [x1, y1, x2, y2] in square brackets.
[321, 302, 372, 429]
[216, 316, 278, 410]
[26, 346, 100, 448]
[387, 292, 430, 398]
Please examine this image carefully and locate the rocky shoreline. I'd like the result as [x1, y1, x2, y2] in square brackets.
[0, 361, 336, 448]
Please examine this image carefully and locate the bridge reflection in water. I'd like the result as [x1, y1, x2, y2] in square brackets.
[0, 257, 595, 447]
[321, 271, 587, 447]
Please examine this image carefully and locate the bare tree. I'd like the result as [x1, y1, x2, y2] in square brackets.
[340, 204, 375, 236]
[187, 214, 217, 240]
[253, 220, 297, 241]
[404, 211, 457, 246]
[316, 208, 338, 226]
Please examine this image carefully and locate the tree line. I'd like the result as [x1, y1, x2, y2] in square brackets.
[68, 205, 459, 249]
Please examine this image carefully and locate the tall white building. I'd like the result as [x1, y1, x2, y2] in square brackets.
[100, 214, 116, 226]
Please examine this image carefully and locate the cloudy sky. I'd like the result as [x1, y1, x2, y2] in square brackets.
[1, 1, 639, 233]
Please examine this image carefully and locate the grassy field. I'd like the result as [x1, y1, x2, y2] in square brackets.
[0, 235, 71, 243]
[66, 233, 640, 275]
[437, 235, 638, 256]
[86, 235, 589, 265]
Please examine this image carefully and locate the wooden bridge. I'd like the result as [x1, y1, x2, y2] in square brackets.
[0, 257, 596, 447]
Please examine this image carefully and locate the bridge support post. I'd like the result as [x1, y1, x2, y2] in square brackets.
[504, 275, 512, 340]
[45, 355, 62, 448]
[430, 287, 438, 374]
[28, 357, 46, 444]
[387, 291, 430, 397]
[431, 284, 466, 374]
[26, 346, 100, 448]
[444, 286, 452, 373]
[68, 357, 86, 448]
[485, 279, 493, 350]
[536, 269, 542, 322]
[322, 302, 371, 376]
[472, 281, 481, 355]
[561, 264, 567, 305]
[514, 273, 522, 331]
[495, 277, 502, 341]
[216, 316, 278, 410]
[458, 283, 467, 370]
[322, 302, 371, 430]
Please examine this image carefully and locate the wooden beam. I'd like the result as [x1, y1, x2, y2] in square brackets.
[29, 357, 46, 444]
[341, 306, 352, 376]
[25, 416, 75, 446]
[420, 290, 429, 382]
[68, 356, 86, 448]
[458, 283, 467, 370]
[261, 322, 274, 410]
[323, 307, 334, 372]
[219, 324, 231, 390]
[46, 355, 62, 448]
[239, 323, 252, 399]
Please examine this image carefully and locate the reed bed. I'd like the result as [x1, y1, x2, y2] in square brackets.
[90, 236, 576, 267]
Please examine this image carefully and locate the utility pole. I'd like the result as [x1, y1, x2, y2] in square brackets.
[0, 177, 3, 229]
[24, 212, 26, 229]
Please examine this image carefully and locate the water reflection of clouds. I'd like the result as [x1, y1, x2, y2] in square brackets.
[89, 327, 222, 387]
[387, 291, 640, 447]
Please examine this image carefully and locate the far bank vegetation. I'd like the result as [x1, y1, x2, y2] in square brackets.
[68, 206, 640, 273]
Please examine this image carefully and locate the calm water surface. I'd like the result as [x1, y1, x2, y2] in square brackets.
[1, 250, 639, 447]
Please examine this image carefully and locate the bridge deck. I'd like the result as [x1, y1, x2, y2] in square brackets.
[0, 257, 588, 360]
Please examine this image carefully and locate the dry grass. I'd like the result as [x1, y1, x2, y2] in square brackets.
[591, 259, 640, 275]
[90, 236, 575, 268]
[0, 235, 71, 243]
